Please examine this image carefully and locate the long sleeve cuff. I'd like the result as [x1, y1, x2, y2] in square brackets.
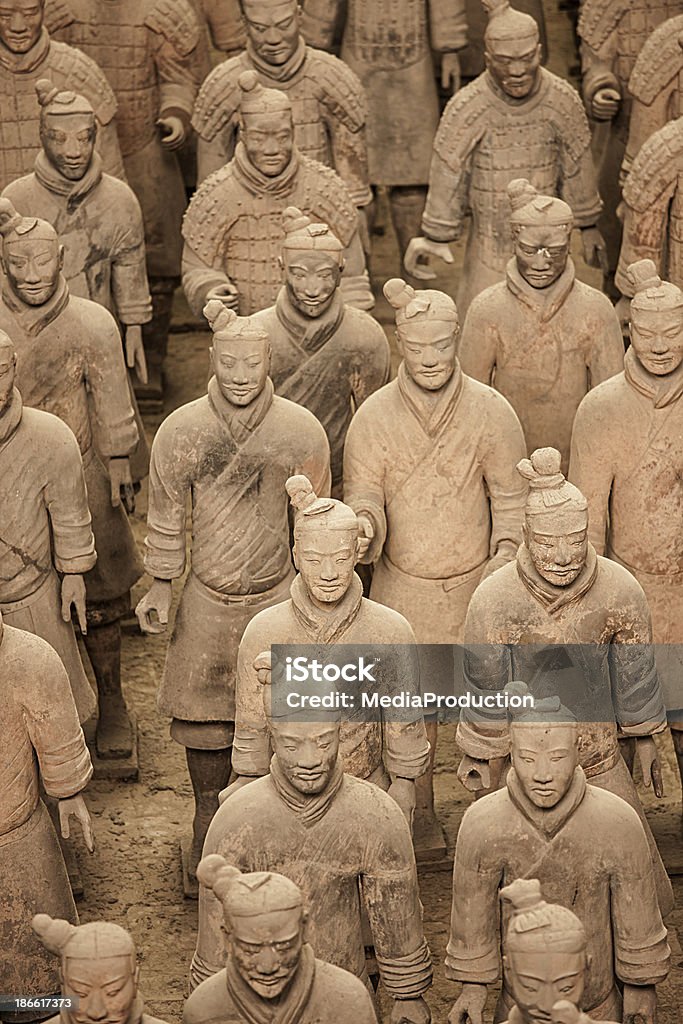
[99, 415, 139, 459]
[339, 272, 374, 311]
[456, 719, 510, 760]
[53, 523, 97, 576]
[118, 300, 154, 326]
[41, 733, 93, 799]
[615, 926, 671, 986]
[232, 726, 271, 777]
[160, 83, 196, 120]
[377, 941, 433, 998]
[189, 951, 221, 993]
[384, 723, 431, 779]
[582, 66, 620, 107]
[143, 531, 186, 580]
[182, 245, 233, 316]
[444, 943, 499, 985]
[344, 496, 387, 565]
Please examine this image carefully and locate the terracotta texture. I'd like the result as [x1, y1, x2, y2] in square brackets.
[250, 208, 390, 493]
[192, 0, 371, 209]
[455, 446, 672, 913]
[183, 72, 372, 316]
[232, 476, 430, 814]
[194, 0, 244, 55]
[344, 280, 527, 645]
[578, 0, 683, 282]
[33, 915, 166, 1024]
[447, 694, 670, 1024]
[406, 1, 603, 317]
[184, 860, 378, 1024]
[458, 180, 624, 472]
[0, 617, 93, 1002]
[0, 3, 125, 191]
[0, 339, 96, 723]
[459, 0, 547, 80]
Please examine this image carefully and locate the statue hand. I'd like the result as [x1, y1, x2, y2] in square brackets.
[441, 51, 461, 94]
[125, 325, 148, 385]
[253, 650, 272, 686]
[448, 984, 487, 1024]
[622, 983, 657, 1024]
[636, 737, 664, 798]
[356, 514, 374, 560]
[391, 996, 431, 1024]
[404, 237, 454, 281]
[387, 777, 416, 830]
[59, 793, 95, 853]
[591, 87, 621, 121]
[206, 282, 240, 311]
[457, 755, 490, 793]
[158, 115, 187, 150]
[109, 457, 135, 512]
[135, 579, 173, 635]
[580, 226, 608, 273]
[61, 574, 88, 635]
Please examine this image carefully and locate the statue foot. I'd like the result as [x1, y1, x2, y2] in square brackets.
[96, 697, 134, 759]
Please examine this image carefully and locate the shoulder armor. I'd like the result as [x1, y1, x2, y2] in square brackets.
[43, 0, 76, 33]
[432, 76, 490, 169]
[298, 156, 357, 248]
[144, 0, 201, 57]
[546, 72, 592, 163]
[182, 163, 239, 260]
[192, 53, 247, 140]
[578, 0, 624, 50]
[305, 48, 367, 131]
[48, 40, 118, 124]
[623, 117, 683, 212]
[629, 17, 683, 104]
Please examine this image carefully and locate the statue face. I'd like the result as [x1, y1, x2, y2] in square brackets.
[62, 955, 137, 1024]
[523, 509, 588, 587]
[0, 345, 16, 413]
[2, 237, 63, 306]
[0, 0, 43, 53]
[241, 111, 294, 177]
[514, 225, 570, 290]
[485, 36, 541, 99]
[630, 306, 683, 376]
[41, 113, 97, 181]
[511, 725, 579, 808]
[242, 0, 300, 65]
[282, 249, 341, 318]
[270, 722, 340, 795]
[229, 908, 304, 1000]
[506, 951, 586, 1024]
[212, 334, 270, 406]
[396, 320, 458, 391]
[294, 526, 357, 604]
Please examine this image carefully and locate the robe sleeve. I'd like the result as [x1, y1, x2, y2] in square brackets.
[343, 403, 388, 565]
[421, 146, 473, 243]
[458, 296, 499, 385]
[350, 326, 391, 411]
[429, 0, 468, 52]
[22, 636, 93, 799]
[360, 792, 433, 998]
[84, 310, 139, 457]
[622, 88, 673, 183]
[232, 621, 271, 778]
[111, 193, 154, 326]
[299, 0, 342, 50]
[445, 801, 503, 983]
[586, 299, 625, 388]
[479, 391, 527, 567]
[44, 419, 97, 576]
[202, 0, 244, 52]
[615, 154, 676, 297]
[568, 395, 615, 556]
[97, 119, 127, 182]
[380, 628, 431, 780]
[150, 8, 201, 122]
[557, 90, 603, 229]
[580, 35, 620, 109]
[182, 241, 235, 317]
[144, 413, 197, 580]
[339, 230, 374, 311]
[295, 422, 332, 502]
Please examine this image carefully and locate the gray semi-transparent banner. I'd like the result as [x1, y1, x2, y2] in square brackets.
[268, 644, 683, 724]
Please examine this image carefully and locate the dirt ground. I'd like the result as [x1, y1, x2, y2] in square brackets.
[67, 4, 683, 1022]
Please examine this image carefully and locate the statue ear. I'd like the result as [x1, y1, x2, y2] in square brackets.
[58, 245, 65, 271]
[133, 965, 140, 989]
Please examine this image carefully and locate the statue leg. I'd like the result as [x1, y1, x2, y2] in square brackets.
[387, 185, 428, 269]
[137, 276, 178, 409]
[82, 615, 133, 760]
[186, 746, 233, 879]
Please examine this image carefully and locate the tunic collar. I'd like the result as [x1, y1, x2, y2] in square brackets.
[516, 542, 598, 616]
[506, 765, 587, 840]
[246, 36, 307, 83]
[290, 571, 363, 644]
[0, 388, 22, 447]
[505, 257, 576, 323]
[2, 275, 70, 337]
[624, 346, 683, 409]
[269, 755, 345, 828]
[207, 375, 275, 445]
[234, 141, 301, 199]
[34, 150, 104, 213]
[396, 359, 464, 438]
[0, 28, 50, 73]
[275, 285, 346, 354]
[225, 943, 316, 1024]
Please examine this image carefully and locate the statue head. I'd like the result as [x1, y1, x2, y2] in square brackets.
[0, 198, 63, 307]
[238, 70, 294, 177]
[287, 475, 360, 605]
[483, 0, 541, 100]
[240, 0, 300, 66]
[0, 331, 17, 414]
[198, 857, 307, 999]
[279, 207, 344, 319]
[0, 0, 45, 55]
[32, 915, 139, 1024]
[626, 259, 683, 377]
[204, 300, 271, 407]
[508, 682, 580, 809]
[508, 180, 573, 289]
[384, 278, 459, 391]
[517, 448, 588, 587]
[36, 78, 97, 182]
[501, 879, 589, 1024]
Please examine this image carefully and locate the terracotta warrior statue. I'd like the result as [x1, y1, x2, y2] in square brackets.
[447, 685, 670, 1024]
[33, 915, 166, 1024]
[0, 199, 143, 763]
[498, 878, 619, 1024]
[578, 0, 683, 294]
[250, 208, 390, 495]
[183, 71, 372, 317]
[458, 181, 624, 473]
[0, 332, 96, 725]
[571, 259, 683, 799]
[0, 616, 93, 1011]
[343, 280, 526, 850]
[0, 0, 124, 191]
[135, 302, 330, 887]
[185, 860, 378, 1024]
[192, 0, 371, 222]
[231, 475, 430, 826]
[455, 446, 673, 913]
[43, 0, 202, 405]
[301, 0, 468, 263]
[192, 672, 433, 1024]
[404, 0, 604, 317]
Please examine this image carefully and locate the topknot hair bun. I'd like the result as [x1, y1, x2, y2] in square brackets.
[203, 300, 237, 333]
[286, 475, 318, 512]
[283, 207, 311, 235]
[481, 0, 510, 15]
[0, 198, 23, 238]
[507, 178, 538, 211]
[238, 69, 260, 93]
[35, 78, 59, 108]
[196, 854, 239, 889]
[627, 258, 662, 294]
[32, 915, 77, 954]
[383, 278, 416, 309]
